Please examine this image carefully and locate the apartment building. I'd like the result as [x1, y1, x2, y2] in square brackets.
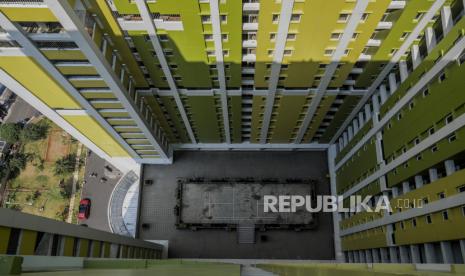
[1, 0, 465, 267]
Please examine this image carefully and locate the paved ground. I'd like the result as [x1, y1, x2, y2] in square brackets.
[140, 151, 334, 259]
[4, 95, 40, 123]
[79, 152, 122, 232]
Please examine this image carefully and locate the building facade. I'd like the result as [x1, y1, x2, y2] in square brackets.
[1, 0, 465, 264]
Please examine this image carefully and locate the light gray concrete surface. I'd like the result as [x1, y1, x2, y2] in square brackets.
[80, 152, 122, 232]
[140, 151, 334, 259]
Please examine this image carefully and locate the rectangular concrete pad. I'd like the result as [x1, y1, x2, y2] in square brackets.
[140, 151, 334, 259]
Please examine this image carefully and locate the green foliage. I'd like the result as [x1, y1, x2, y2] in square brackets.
[6, 153, 29, 175]
[0, 123, 21, 144]
[19, 121, 50, 142]
[53, 154, 77, 177]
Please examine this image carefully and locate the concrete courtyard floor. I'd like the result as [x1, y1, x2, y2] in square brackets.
[139, 151, 334, 259]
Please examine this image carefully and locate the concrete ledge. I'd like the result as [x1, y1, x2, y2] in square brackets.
[84, 258, 147, 269]
[21, 256, 83, 272]
[0, 256, 22, 275]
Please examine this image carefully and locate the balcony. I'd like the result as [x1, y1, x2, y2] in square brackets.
[242, 53, 256, 62]
[243, 2, 260, 11]
[0, 0, 45, 6]
[242, 39, 257, 48]
[242, 23, 258, 31]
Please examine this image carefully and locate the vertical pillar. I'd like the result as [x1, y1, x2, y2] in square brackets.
[410, 245, 421, 263]
[429, 168, 438, 182]
[388, 73, 397, 94]
[460, 240, 465, 264]
[366, 249, 373, 263]
[389, 247, 399, 263]
[441, 6, 453, 36]
[354, 250, 360, 262]
[343, 132, 349, 147]
[339, 138, 344, 151]
[402, 181, 410, 194]
[411, 45, 421, 69]
[353, 119, 359, 133]
[379, 85, 388, 104]
[364, 104, 371, 122]
[348, 126, 354, 140]
[424, 243, 437, 263]
[445, 160, 456, 176]
[414, 175, 424, 189]
[348, 251, 354, 263]
[358, 112, 364, 127]
[391, 186, 399, 198]
[372, 93, 380, 114]
[360, 250, 366, 262]
[425, 27, 437, 54]
[399, 60, 408, 82]
[372, 248, 380, 263]
[441, 241, 454, 264]
[400, 246, 410, 263]
[380, 248, 390, 263]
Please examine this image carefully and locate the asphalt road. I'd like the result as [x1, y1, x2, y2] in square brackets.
[4, 95, 40, 123]
[79, 152, 122, 232]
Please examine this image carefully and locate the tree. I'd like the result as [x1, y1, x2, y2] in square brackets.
[53, 154, 76, 177]
[19, 120, 50, 142]
[7, 153, 28, 172]
[0, 123, 21, 144]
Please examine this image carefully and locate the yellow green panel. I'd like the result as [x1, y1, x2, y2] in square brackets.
[270, 95, 308, 143]
[186, 96, 222, 143]
[250, 96, 266, 142]
[57, 66, 98, 76]
[64, 115, 131, 157]
[0, 7, 58, 22]
[303, 96, 336, 142]
[92, 241, 101, 258]
[342, 227, 387, 251]
[103, 242, 110, 258]
[69, 79, 107, 88]
[81, 92, 117, 100]
[41, 49, 87, 60]
[0, 226, 11, 254]
[91, 102, 124, 109]
[0, 56, 81, 109]
[17, 230, 37, 255]
[62, 236, 74, 257]
[107, 119, 137, 126]
[79, 239, 89, 257]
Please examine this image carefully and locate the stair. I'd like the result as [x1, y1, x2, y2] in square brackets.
[241, 265, 277, 276]
[237, 224, 255, 244]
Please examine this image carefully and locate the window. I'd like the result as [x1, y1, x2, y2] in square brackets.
[445, 114, 453, 124]
[400, 221, 405, 229]
[423, 197, 429, 204]
[330, 32, 342, 40]
[422, 88, 429, 97]
[270, 33, 276, 40]
[222, 34, 228, 41]
[290, 14, 302, 22]
[439, 72, 446, 82]
[209, 64, 217, 69]
[144, 35, 150, 42]
[457, 185, 465, 193]
[360, 13, 369, 22]
[287, 33, 297, 40]
[400, 32, 409, 40]
[206, 50, 215, 56]
[204, 34, 213, 41]
[414, 12, 424, 21]
[416, 154, 422, 161]
[279, 76, 286, 81]
[220, 14, 227, 23]
[414, 138, 420, 145]
[225, 64, 230, 69]
[408, 101, 415, 110]
[428, 127, 435, 135]
[283, 49, 293, 56]
[223, 50, 229, 56]
[397, 113, 402, 120]
[426, 215, 432, 224]
[266, 63, 272, 69]
[164, 49, 173, 56]
[448, 133, 457, 143]
[201, 15, 211, 23]
[412, 218, 417, 227]
[324, 48, 335, 56]
[389, 48, 398, 56]
[338, 13, 350, 22]
[442, 210, 449, 220]
[462, 206, 465, 216]
[169, 64, 178, 69]
[344, 49, 350, 56]
[352, 32, 359, 39]
[272, 14, 280, 23]
[212, 76, 218, 81]
[281, 64, 288, 69]
[159, 34, 168, 42]
[268, 49, 274, 56]
[318, 63, 327, 69]
[174, 76, 182, 81]
[431, 144, 438, 152]
[438, 192, 445, 199]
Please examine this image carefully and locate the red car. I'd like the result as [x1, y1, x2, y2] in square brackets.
[78, 198, 91, 220]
